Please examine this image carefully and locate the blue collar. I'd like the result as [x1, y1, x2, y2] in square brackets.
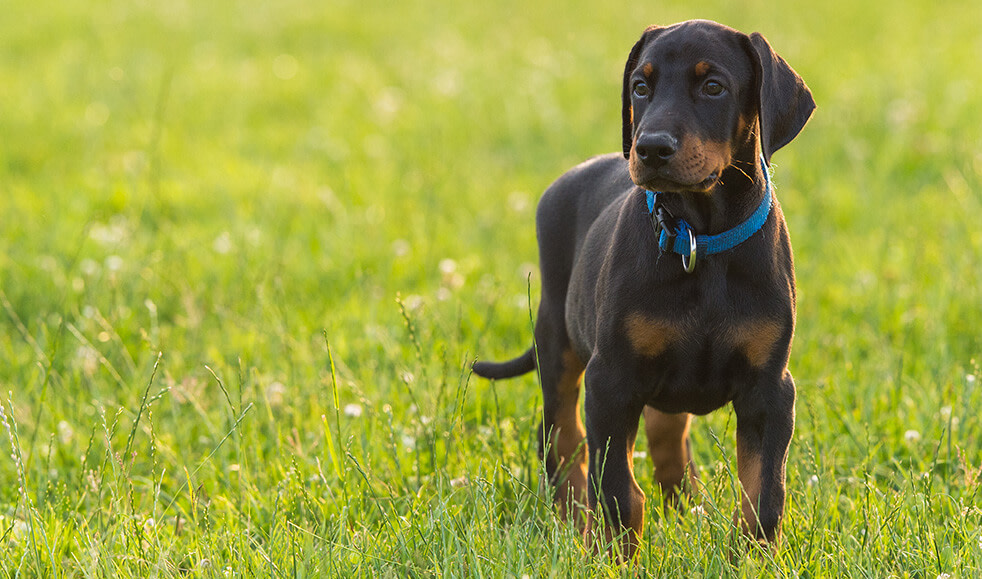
[645, 157, 773, 272]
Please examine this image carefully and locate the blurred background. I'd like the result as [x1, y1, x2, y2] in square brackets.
[1, 0, 980, 574]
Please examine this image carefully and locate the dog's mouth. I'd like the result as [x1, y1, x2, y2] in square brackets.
[694, 171, 721, 191]
[628, 137, 730, 193]
[636, 169, 720, 193]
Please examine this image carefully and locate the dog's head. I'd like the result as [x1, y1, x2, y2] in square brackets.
[621, 20, 815, 192]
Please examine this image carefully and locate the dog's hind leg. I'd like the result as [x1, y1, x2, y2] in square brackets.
[534, 299, 588, 524]
[642, 407, 698, 507]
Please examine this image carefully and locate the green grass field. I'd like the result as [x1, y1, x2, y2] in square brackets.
[2, 0, 981, 576]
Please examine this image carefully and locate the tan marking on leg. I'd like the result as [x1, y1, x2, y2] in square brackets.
[622, 482, 645, 559]
[625, 313, 680, 358]
[737, 436, 763, 537]
[694, 61, 710, 76]
[550, 350, 587, 525]
[643, 408, 693, 504]
[729, 320, 783, 368]
[583, 481, 645, 562]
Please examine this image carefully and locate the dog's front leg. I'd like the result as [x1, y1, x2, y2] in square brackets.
[582, 358, 646, 560]
[733, 369, 796, 542]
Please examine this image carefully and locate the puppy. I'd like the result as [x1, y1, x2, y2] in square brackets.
[474, 20, 814, 558]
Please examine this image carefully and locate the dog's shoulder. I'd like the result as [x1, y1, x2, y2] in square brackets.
[537, 153, 634, 223]
[553, 153, 630, 192]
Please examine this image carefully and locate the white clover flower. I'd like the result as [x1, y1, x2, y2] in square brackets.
[213, 232, 234, 254]
[79, 259, 100, 276]
[75, 346, 100, 376]
[904, 430, 921, 443]
[11, 519, 29, 541]
[508, 192, 529, 213]
[402, 295, 424, 311]
[343, 403, 363, 418]
[438, 259, 457, 274]
[266, 382, 287, 407]
[105, 255, 124, 272]
[57, 420, 74, 444]
[90, 221, 128, 245]
[392, 239, 410, 257]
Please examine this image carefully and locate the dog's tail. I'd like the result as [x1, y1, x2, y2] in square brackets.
[472, 347, 536, 380]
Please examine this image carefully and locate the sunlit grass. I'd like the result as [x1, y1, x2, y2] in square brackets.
[1, 0, 981, 575]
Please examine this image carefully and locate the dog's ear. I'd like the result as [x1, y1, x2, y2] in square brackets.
[747, 32, 815, 163]
[622, 26, 664, 159]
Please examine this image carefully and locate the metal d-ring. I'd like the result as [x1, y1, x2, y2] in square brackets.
[681, 229, 697, 273]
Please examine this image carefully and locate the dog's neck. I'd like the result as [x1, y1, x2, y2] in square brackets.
[656, 143, 768, 236]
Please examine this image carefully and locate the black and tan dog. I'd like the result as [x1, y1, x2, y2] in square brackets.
[473, 20, 814, 558]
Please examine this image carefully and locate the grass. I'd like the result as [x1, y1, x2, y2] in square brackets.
[1, 0, 981, 575]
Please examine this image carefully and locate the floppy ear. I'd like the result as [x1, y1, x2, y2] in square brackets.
[748, 32, 815, 163]
[622, 26, 664, 159]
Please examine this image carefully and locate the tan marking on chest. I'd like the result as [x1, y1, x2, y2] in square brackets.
[729, 320, 784, 368]
[625, 313, 681, 358]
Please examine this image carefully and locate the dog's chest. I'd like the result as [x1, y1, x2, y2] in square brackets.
[622, 293, 786, 414]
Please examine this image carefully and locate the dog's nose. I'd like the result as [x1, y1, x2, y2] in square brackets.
[635, 132, 678, 166]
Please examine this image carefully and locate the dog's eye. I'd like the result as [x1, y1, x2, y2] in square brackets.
[702, 80, 726, 97]
[633, 81, 650, 98]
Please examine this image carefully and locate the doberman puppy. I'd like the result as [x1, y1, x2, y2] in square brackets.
[473, 20, 814, 558]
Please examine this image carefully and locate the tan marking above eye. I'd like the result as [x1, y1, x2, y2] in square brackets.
[642, 62, 654, 77]
[728, 320, 784, 368]
[694, 61, 711, 76]
[625, 312, 681, 358]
